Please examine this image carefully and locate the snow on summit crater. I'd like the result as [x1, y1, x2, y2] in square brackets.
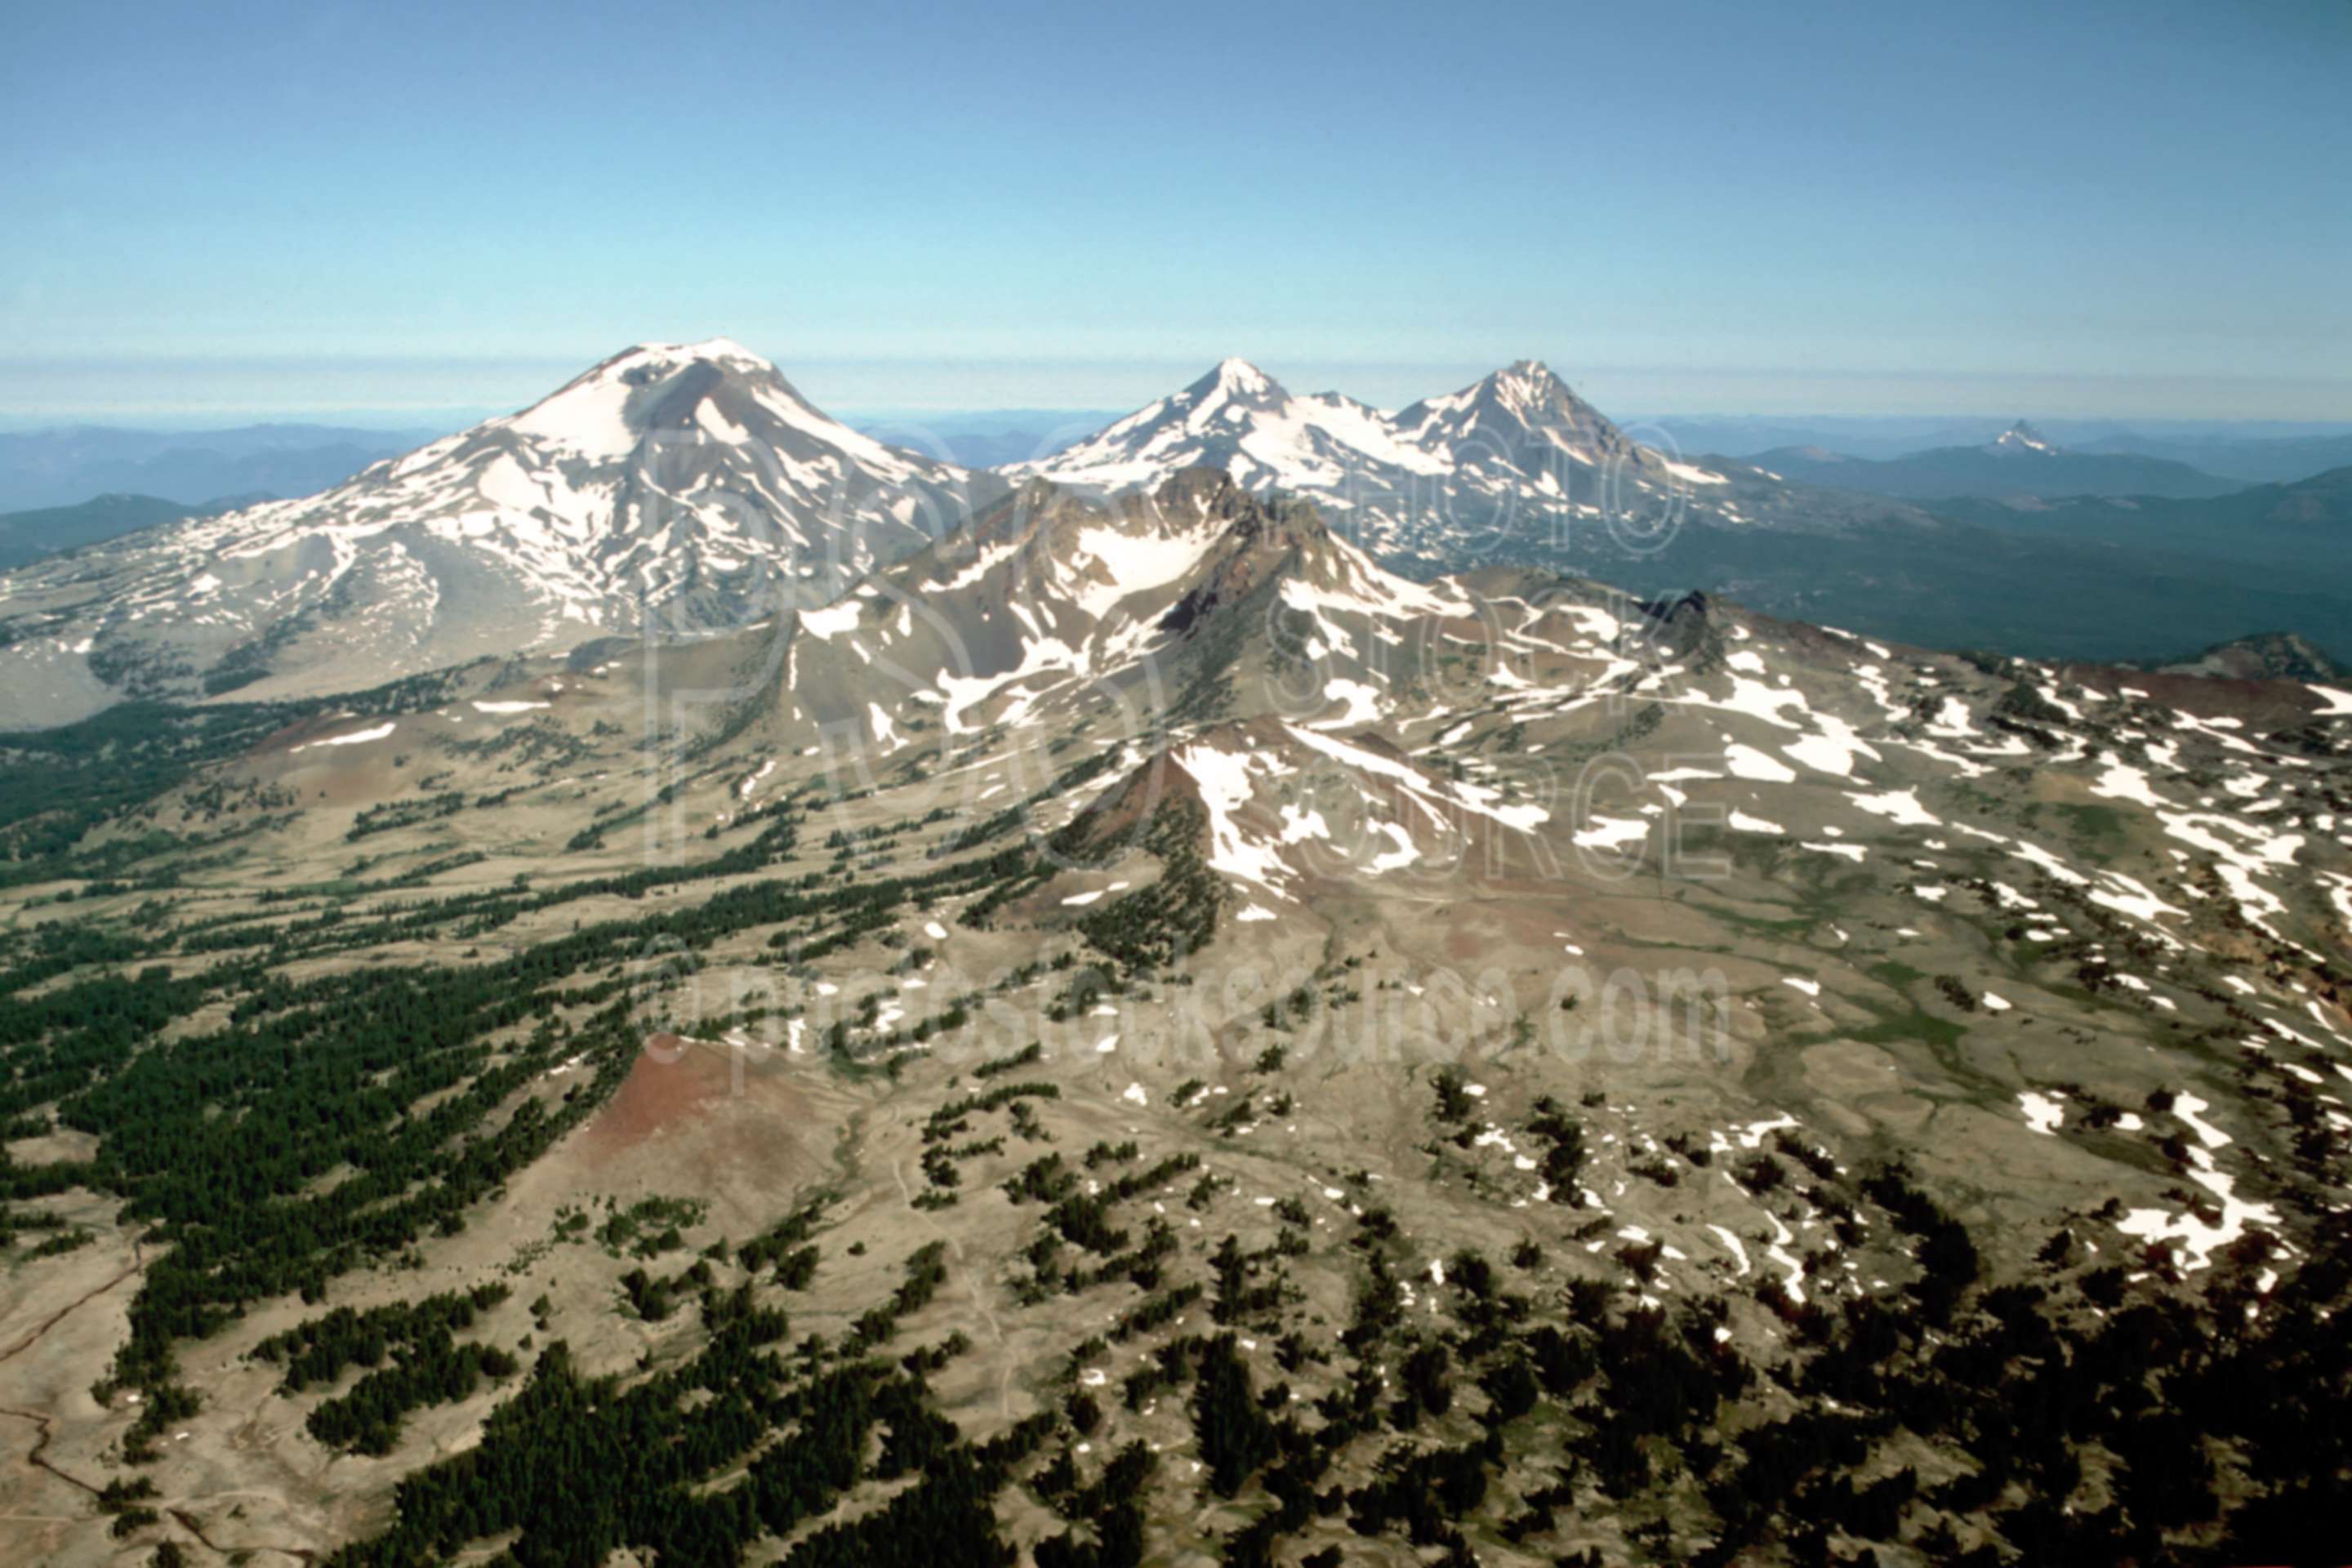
[0, 337, 1000, 717]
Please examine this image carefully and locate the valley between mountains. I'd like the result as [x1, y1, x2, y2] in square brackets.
[0, 346, 2350, 1566]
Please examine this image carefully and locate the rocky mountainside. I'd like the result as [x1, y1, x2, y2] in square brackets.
[0, 341, 1002, 723]
[1008, 358, 1855, 570]
[2, 469, 2351, 1565]
[2154, 630, 2351, 683]
[1004, 366, 2350, 662]
[773, 470, 1482, 756]
[10, 354, 2327, 733]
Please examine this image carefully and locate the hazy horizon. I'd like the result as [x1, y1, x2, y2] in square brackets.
[6, 351, 2352, 437]
[7, 1, 2349, 428]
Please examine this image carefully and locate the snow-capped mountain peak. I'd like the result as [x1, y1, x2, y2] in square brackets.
[1483, 357, 1565, 409]
[636, 335, 773, 367]
[473, 337, 923, 479]
[1006, 359, 1430, 496]
[1011, 358, 1742, 567]
[0, 341, 1002, 719]
[1393, 359, 1646, 465]
[1192, 356, 1281, 401]
[1991, 419, 2056, 455]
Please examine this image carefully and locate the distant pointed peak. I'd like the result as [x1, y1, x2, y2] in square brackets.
[1426, 359, 1614, 434]
[1993, 419, 2056, 454]
[1478, 359, 1576, 409]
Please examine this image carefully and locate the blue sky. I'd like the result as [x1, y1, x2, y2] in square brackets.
[2, 0, 2346, 425]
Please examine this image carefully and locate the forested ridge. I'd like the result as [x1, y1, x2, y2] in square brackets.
[0, 735, 1051, 1488]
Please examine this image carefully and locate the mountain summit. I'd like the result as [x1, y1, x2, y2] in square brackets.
[0, 341, 1001, 719]
[1390, 359, 1670, 501]
[1005, 359, 1442, 498]
[1011, 359, 1713, 565]
[773, 469, 1477, 754]
[1990, 419, 2056, 455]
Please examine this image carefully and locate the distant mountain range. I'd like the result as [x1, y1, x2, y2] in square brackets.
[2, 345, 2345, 727]
[1645, 414, 2352, 483]
[1007, 356, 1940, 572]
[2070, 429, 2352, 485]
[1005, 367, 2352, 664]
[0, 492, 263, 571]
[1753, 421, 2246, 501]
[0, 422, 436, 511]
[1932, 463, 2352, 582]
